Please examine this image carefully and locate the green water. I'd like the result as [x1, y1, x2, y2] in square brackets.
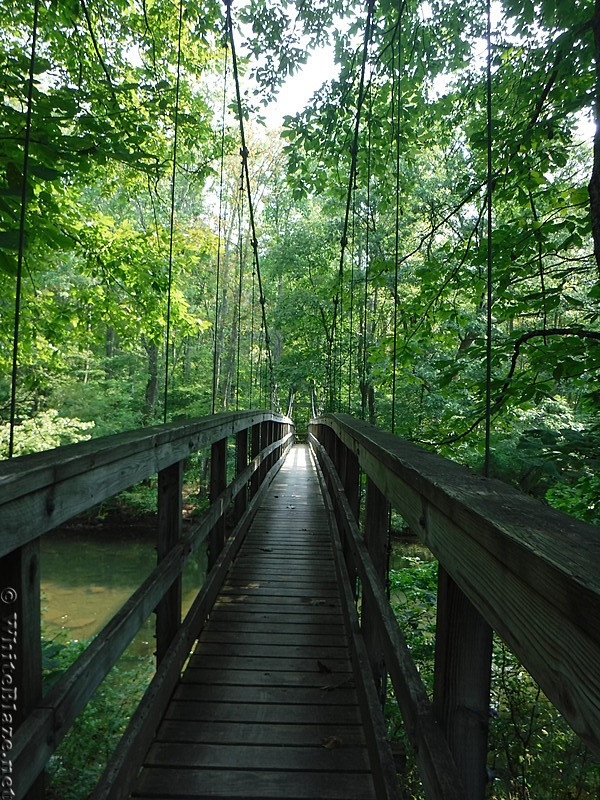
[41, 525, 207, 657]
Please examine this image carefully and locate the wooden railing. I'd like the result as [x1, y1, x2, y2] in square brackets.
[309, 413, 600, 800]
[0, 410, 294, 800]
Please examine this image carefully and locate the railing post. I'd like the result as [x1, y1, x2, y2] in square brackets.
[1, 540, 44, 800]
[342, 446, 360, 522]
[234, 428, 248, 526]
[259, 421, 269, 485]
[433, 566, 493, 800]
[156, 461, 183, 665]
[273, 421, 281, 466]
[250, 422, 261, 498]
[267, 421, 275, 470]
[340, 442, 360, 599]
[208, 437, 227, 570]
[362, 477, 390, 704]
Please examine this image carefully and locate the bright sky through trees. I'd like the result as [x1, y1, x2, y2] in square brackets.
[263, 45, 337, 128]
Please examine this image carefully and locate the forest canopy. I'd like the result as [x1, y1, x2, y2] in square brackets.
[0, 0, 598, 522]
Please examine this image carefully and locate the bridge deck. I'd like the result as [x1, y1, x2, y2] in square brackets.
[131, 444, 381, 800]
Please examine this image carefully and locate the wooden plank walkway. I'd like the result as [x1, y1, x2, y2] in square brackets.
[131, 444, 381, 800]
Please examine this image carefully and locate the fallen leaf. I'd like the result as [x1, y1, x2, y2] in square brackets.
[321, 678, 354, 692]
[321, 736, 343, 750]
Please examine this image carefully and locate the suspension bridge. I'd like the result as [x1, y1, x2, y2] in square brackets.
[1, 410, 599, 800]
[2, 0, 599, 798]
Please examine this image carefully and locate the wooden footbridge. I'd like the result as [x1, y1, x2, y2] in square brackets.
[1, 411, 599, 800]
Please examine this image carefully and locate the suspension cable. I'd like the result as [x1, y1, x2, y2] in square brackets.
[249, 264, 256, 407]
[329, 0, 376, 410]
[224, 0, 275, 408]
[362, 80, 374, 421]
[163, 0, 184, 424]
[235, 165, 244, 409]
[212, 22, 230, 415]
[484, 0, 493, 476]
[347, 179, 357, 412]
[391, 8, 403, 435]
[8, 0, 40, 459]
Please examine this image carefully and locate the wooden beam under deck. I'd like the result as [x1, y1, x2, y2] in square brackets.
[131, 445, 396, 800]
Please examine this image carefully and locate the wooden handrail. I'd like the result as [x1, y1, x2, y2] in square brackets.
[0, 410, 286, 557]
[309, 413, 600, 799]
[0, 411, 294, 800]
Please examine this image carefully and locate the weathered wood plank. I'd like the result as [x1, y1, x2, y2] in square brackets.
[173, 683, 359, 706]
[145, 742, 371, 771]
[239, 545, 333, 555]
[199, 630, 347, 648]
[224, 577, 339, 590]
[203, 619, 347, 639]
[187, 653, 352, 673]
[164, 701, 362, 725]
[207, 609, 344, 627]
[228, 562, 335, 577]
[193, 641, 349, 660]
[156, 720, 366, 746]
[212, 595, 339, 610]
[133, 767, 376, 799]
[181, 668, 352, 688]
[219, 585, 339, 599]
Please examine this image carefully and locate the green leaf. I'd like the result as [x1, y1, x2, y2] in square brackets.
[0, 230, 21, 250]
[29, 164, 62, 181]
[569, 187, 589, 206]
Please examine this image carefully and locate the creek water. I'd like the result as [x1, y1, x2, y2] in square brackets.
[41, 523, 207, 658]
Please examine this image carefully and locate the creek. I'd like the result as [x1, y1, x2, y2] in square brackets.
[41, 522, 207, 658]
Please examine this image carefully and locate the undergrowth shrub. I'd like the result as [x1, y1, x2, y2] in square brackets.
[43, 634, 154, 799]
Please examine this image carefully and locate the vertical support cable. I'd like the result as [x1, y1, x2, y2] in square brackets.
[391, 14, 403, 435]
[347, 183, 356, 412]
[249, 266, 256, 407]
[484, 0, 493, 476]
[361, 226, 369, 421]
[364, 79, 373, 422]
[225, 0, 275, 407]
[8, 0, 40, 458]
[235, 168, 244, 409]
[163, 0, 184, 424]
[329, 0, 376, 411]
[212, 24, 229, 415]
